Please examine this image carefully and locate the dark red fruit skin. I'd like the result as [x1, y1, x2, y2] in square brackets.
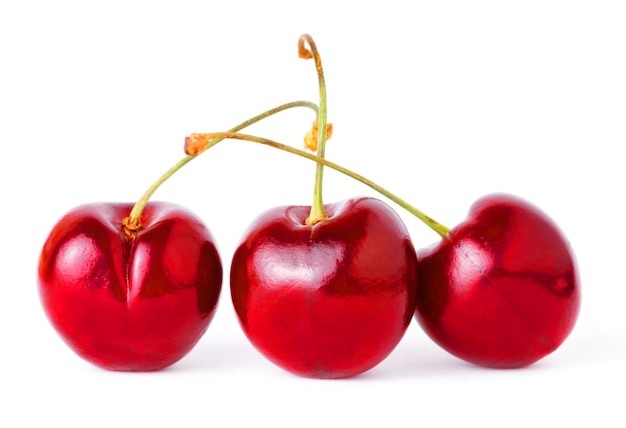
[37, 202, 222, 371]
[230, 197, 418, 379]
[415, 193, 581, 368]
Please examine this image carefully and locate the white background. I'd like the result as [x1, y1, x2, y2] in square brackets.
[1, 1, 625, 426]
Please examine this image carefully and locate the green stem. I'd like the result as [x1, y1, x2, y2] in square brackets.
[299, 34, 329, 226]
[122, 100, 319, 236]
[186, 132, 451, 237]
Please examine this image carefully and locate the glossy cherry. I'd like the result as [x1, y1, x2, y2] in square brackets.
[415, 193, 581, 368]
[38, 202, 222, 371]
[230, 198, 418, 378]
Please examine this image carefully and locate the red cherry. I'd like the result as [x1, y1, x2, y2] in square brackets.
[230, 197, 418, 378]
[37, 202, 222, 371]
[415, 194, 581, 368]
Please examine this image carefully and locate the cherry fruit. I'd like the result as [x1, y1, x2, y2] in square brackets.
[230, 35, 419, 379]
[38, 202, 222, 371]
[230, 198, 418, 378]
[415, 193, 581, 368]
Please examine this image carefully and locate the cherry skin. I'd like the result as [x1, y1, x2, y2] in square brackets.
[38, 201, 222, 371]
[230, 197, 418, 379]
[415, 193, 581, 368]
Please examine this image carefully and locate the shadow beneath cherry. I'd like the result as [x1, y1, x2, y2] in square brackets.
[168, 335, 269, 374]
[356, 322, 625, 381]
[353, 346, 470, 381]
[169, 333, 495, 378]
[166, 322, 621, 378]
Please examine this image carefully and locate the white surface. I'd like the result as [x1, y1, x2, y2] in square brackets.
[1, 1, 624, 426]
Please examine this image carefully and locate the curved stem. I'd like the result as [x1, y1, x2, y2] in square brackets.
[122, 100, 319, 237]
[299, 34, 329, 226]
[184, 132, 451, 237]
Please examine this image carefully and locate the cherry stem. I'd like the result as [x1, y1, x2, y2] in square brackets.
[299, 34, 329, 226]
[184, 132, 451, 237]
[122, 100, 319, 237]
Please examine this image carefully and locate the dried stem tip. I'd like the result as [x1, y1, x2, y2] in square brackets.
[298, 35, 314, 59]
[304, 121, 333, 152]
[185, 133, 211, 156]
